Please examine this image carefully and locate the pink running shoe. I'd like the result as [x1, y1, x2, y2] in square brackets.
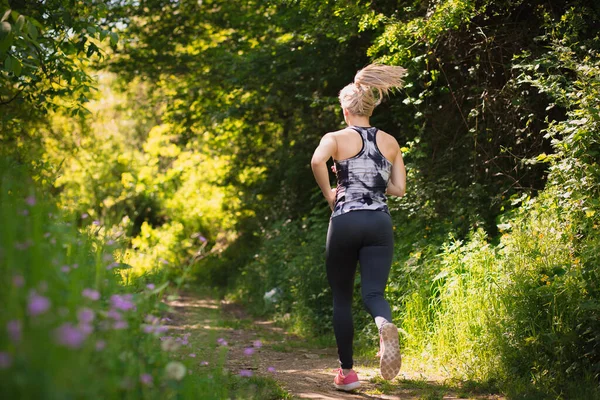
[333, 368, 361, 391]
[379, 322, 401, 380]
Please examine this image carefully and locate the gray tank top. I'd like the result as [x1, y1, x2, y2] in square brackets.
[331, 126, 392, 218]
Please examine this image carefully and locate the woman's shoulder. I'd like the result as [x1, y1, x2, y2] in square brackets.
[329, 127, 358, 136]
[375, 129, 400, 150]
[320, 128, 359, 141]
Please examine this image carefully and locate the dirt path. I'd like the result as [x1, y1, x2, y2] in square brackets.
[165, 291, 504, 400]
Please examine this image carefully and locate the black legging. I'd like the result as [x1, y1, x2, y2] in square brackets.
[326, 210, 394, 370]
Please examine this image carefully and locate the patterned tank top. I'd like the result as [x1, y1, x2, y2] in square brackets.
[331, 126, 392, 218]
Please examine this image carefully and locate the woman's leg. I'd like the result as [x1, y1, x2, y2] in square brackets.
[357, 211, 400, 380]
[358, 212, 394, 323]
[326, 214, 360, 370]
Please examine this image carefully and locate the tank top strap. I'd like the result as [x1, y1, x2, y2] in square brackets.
[349, 126, 379, 157]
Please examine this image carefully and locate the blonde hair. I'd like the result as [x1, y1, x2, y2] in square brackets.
[339, 64, 407, 117]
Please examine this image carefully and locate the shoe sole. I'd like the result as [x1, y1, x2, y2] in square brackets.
[334, 381, 361, 391]
[380, 323, 401, 380]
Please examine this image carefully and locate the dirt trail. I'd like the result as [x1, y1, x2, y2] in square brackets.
[166, 291, 504, 400]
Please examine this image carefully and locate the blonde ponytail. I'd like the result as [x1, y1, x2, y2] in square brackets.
[339, 64, 407, 117]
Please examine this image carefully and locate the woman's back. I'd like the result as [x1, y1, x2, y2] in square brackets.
[330, 126, 398, 218]
[329, 127, 398, 163]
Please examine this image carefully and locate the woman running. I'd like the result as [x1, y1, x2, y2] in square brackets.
[311, 64, 407, 391]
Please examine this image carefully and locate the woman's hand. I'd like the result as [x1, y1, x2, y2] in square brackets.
[327, 188, 337, 211]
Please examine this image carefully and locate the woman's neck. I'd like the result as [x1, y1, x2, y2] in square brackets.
[345, 114, 371, 127]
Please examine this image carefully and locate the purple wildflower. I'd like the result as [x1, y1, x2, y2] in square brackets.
[140, 373, 153, 386]
[79, 323, 93, 335]
[25, 195, 36, 206]
[95, 340, 106, 351]
[12, 275, 24, 288]
[61, 265, 71, 273]
[92, 220, 101, 226]
[110, 294, 135, 311]
[146, 283, 155, 290]
[267, 366, 276, 373]
[189, 353, 196, 358]
[200, 361, 209, 366]
[106, 239, 115, 245]
[81, 213, 89, 219]
[0, 352, 12, 369]
[113, 321, 129, 330]
[143, 325, 154, 334]
[7, 320, 22, 343]
[27, 292, 50, 316]
[82, 288, 100, 301]
[239, 369, 253, 377]
[154, 325, 169, 334]
[199, 236, 207, 243]
[106, 309, 122, 320]
[243, 347, 255, 356]
[253, 340, 262, 348]
[77, 308, 95, 324]
[176, 336, 189, 346]
[72, 263, 79, 269]
[54, 323, 87, 349]
[142, 315, 168, 335]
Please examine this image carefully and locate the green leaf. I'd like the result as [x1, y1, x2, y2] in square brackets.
[14, 15, 24, 32]
[4, 54, 22, 76]
[86, 42, 97, 58]
[27, 15, 43, 29]
[1, 9, 10, 22]
[109, 32, 118, 46]
[0, 32, 13, 56]
[63, 42, 76, 55]
[112, 262, 132, 270]
[26, 21, 37, 40]
[148, 281, 170, 295]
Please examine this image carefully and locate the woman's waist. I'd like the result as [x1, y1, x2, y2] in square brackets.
[336, 185, 387, 199]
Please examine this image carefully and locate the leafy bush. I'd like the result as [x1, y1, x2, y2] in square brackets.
[0, 159, 233, 399]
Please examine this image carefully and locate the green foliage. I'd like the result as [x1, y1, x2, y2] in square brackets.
[2, 0, 600, 397]
[226, 204, 334, 336]
[0, 158, 214, 398]
[0, 0, 119, 138]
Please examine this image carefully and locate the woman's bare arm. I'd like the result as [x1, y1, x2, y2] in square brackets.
[386, 145, 406, 197]
[311, 133, 338, 210]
